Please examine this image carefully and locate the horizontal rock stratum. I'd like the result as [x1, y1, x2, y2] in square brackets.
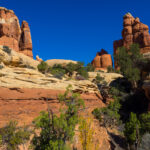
[0, 7, 33, 58]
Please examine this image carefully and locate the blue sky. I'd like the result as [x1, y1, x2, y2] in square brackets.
[1, 0, 150, 64]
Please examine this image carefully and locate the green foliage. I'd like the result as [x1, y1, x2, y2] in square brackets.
[107, 66, 121, 73]
[95, 73, 104, 84]
[85, 63, 94, 72]
[0, 65, 3, 70]
[114, 43, 143, 88]
[92, 108, 102, 121]
[139, 112, 150, 136]
[37, 61, 89, 79]
[3, 46, 11, 55]
[124, 112, 141, 145]
[0, 121, 31, 150]
[108, 86, 126, 98]
[32, 85, 85, 150]
[92, 98, 121, 127]
[107, 66, 115, 73]
[37, 61, 49, 74]
[65, 62, 88, 79]
[50, 64, 66, 79]
[77, 68, 89, 79]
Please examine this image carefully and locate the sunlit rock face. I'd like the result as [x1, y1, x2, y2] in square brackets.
[0, 7, 33, 58]
[92, 49, 112, 71]
[114, 13, 150, 67]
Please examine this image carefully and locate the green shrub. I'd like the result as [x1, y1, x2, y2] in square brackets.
[86, 63, 94, 72]
[77, 68, 89, 79]
[92, 99, 121, 128]
[114, 43, 144, 88]
[3, 46, 11, 55]
[139, 112, 150, 136]
[0, 121, 31, 150]
[95, 73, 104, 84]
[49, 64, 66, 79]
[50, 68, 66, 79]
[0, 65, 3, 70]
[65, 61, 88, 79]
[108, 86, 123, 98]
[37, 61, 49, 74]
[107, 66, 115, 73]
[124, 112, 141, 145]
[32, 85, 85, 150]
[92, 108, 102, 121]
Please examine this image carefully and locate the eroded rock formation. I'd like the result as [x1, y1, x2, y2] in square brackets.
[0, 7, 33, 58]
[92, 49, 112, 71]
[114, 12, 150, 56]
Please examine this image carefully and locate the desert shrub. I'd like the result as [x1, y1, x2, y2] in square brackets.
[65, 62, 79, 76]
[75, 75, 85, 80]
[3, 46, 11, 55]
[85, 63, 94, 72]
[95, 73, 104, 84]
[123, 112, 150, 149]
[37, 61, 49, 74]
[107, 66, 121, 73]
[109, 86, 120, 97]
[92, 98, 121, 128]
[108, 86, 126, 98]
[32, 85, 85, 150]
[114, 44, 145, 88]
[96, 70, 104, 73]
[124, 112, 141, 149]
[79, 117, 99, 150]
[0, 65, 3, 70]
[77, 68, 89, 79]
[65, 61, 89, 79]
[0, 121, 31, 150]
[49, 64, 66, 79]
[139, 112, 150, 136]
[107, 66, 115, 73]
[92, 108, 102, 121]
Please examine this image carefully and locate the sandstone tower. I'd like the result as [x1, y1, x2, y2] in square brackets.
[0, 7, 33, 58]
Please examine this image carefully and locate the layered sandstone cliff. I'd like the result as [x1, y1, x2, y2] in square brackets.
[92, 49, 112, 71]
[114, 13, 150, 55]
[0, 7, 33, 58]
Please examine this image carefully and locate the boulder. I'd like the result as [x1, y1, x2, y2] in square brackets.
[92, 49, 113, 71]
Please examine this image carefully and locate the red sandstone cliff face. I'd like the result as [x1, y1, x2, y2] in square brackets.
[92, 49, 112, 71]
[0, 7, 33, 58]
[114, 13, 150, 55]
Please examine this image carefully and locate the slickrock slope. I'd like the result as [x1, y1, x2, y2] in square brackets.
[88, 72, 123, 84]
[114, 13, 150, 56]
[92, 49, 112, 71]
[0, 45, 113, 149]
[46, 59, 77, 67]
[0, 7, 33, 57]
[0, 46, 104, 123]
